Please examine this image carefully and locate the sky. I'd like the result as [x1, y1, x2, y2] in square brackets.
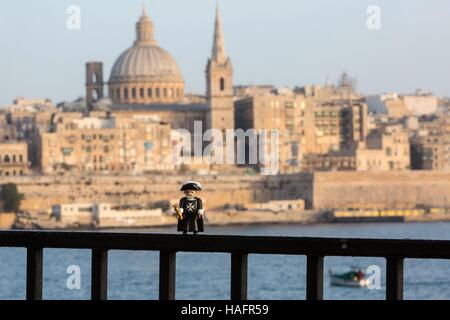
[0, 0, 449, 105]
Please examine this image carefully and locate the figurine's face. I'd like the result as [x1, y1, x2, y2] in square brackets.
[184, 190, 197, 198]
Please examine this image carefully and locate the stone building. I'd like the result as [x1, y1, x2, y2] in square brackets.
[302, 153, 356, 171]
[295, 76, 368, 156]
[367, 91, 438, 118]
[313, 101, 369, 154]
[411, 132, 450, 171]
[410, 114, 450, 171]
[403, 91, 438, 116]
[356, 125, 410, 171]
[234, 81, 369, 173]
[0, 99, 57, 167]
[366, 93, 407, 118]
[235, 93, 315, 173]
[234, 85, 275, 99]
[0, 141, 29, 176]
[385, 96, 409, 119]
[0, 112, 11, 142]
[296, 73, 363, 104]
[39, 114, 173, 175]
[302, 125, 410, 172]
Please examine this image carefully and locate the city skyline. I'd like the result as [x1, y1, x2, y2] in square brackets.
[1, 0, 450, 105]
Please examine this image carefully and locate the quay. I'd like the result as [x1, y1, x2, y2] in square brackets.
[1, 231, 450, 300]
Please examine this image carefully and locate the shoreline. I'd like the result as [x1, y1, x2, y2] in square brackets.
[10, 209, 450, 231]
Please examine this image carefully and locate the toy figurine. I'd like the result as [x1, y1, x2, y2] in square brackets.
[175, 181, 204, 235]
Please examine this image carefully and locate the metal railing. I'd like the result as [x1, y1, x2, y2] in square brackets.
[1, 230, 450, 300]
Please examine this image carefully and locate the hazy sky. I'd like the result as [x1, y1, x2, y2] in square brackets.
[0, 0, 449, 105]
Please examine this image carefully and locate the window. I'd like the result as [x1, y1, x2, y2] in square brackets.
[156, 88, 160, 98]
[116, 89, 120, 100]
[132, 88, 136, 99]
[386, 147, 392, 157]
[140, 88, 144, 98]
[147, 88, 152, 98]
[124, 88, 128, 99]
[220, 78, 225, 91]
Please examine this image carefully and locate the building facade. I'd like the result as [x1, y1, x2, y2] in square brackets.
[411, 133, 450, 171]
[356, 125, 410, 171]
[0, 142, 29, 176]
[313, 101, 369, 154]
[235, 93, 315, 173]
[39, 114, 173, 175]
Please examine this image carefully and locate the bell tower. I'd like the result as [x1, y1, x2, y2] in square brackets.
[86, 62, 104, 112]
[206, 4, 234, 132]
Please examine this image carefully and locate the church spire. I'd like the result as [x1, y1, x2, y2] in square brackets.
[211, 3, 228, 64]
[205, 2, 234, 132]
[135, 3, 157, 45]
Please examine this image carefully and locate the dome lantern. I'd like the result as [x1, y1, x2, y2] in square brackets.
[135, 5, 157, 46]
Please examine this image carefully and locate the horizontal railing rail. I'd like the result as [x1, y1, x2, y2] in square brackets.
[1, 230, 450, 301]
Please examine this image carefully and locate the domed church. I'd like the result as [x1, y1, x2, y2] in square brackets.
[85, 4, 235, 133]
[109, 9, 185, 104]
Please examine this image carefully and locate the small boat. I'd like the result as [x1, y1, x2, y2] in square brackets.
[329, 269, 369, 287]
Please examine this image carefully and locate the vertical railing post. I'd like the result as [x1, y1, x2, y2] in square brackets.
[386, 257, 404, 301]
[91, 249, 108, 300]
[306, 255, 324, 300]
[159, 251, 176, 300]
[26, 247, 43, 300]
[231, 253, 248, 300]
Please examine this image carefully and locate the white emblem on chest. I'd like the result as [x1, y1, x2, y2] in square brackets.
[186, 202, 196, 212]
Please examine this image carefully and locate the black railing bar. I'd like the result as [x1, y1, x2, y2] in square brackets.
[230, 252, 248, 300]
[91, 248, 108, 300]
[386, 256, 404, 301]
[306, 255, 324, 301]
[26, 247, 43, 300]
[1, 231, 450, 259]
[159, 251, 176, 300]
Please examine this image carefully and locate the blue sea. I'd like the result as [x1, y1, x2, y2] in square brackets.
[1, 222, 450, 300]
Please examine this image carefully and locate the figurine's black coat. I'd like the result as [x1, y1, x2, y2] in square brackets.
[177, 197, 204, 233]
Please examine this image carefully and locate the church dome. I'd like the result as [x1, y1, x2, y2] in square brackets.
[108, 7, 185, 104]
[110, 45, 183, 84]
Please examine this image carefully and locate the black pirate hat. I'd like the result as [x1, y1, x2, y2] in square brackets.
[180, 181, 202, 191]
